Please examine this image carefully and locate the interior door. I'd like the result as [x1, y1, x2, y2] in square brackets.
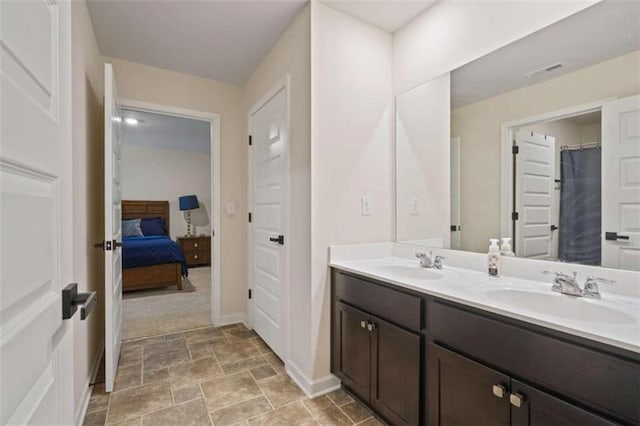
[250, 87, 288, 359]
[450, 137, 461, 249]
[104, 63, 123, 392]
[514, 130, 555, 258]
[602, 95, 640, 271]
[0, 0, 74, 423]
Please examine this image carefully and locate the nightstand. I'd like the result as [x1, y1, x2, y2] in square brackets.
[177, 236, 211, 267]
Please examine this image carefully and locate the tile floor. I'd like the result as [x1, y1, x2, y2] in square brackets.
[83, 323, 384, 425]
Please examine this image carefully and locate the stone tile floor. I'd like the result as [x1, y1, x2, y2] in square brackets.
[83, 323, 384, 425]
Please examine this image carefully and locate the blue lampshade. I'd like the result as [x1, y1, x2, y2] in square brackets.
[179, 195, 199, 211]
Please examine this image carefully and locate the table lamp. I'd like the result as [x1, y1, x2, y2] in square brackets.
[179, 195, 199, 237]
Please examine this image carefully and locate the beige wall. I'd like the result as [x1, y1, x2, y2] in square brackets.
[107, 58, 247, 319]
[121, 144, 212, 239]
[244, 5, 312, 375]
[452, 51, 640, 254]
[71, 0, 105, 421]
[311, 2, 393, 380]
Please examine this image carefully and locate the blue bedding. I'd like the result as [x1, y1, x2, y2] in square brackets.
[122, 236, 188, 277]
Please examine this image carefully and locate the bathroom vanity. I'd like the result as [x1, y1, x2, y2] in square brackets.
[330, 251, 640, 426]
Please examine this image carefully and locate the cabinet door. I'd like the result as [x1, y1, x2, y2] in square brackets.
[427, 343, 510, 426]
[336, 302, 371, 400]
[510, 380, 616, 426]
[371, 316, 421, 425]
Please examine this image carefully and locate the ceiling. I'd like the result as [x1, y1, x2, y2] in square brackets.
[322, 0, 437, 32]
[87, 0, 436, 85]
[87, 0, 308, 85]
[121, 109, 211, 153]
[451, 1, 640, 108]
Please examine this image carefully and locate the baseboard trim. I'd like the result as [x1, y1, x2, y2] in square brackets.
[218, 313, 248, 327]
[74, 340, 104, 426]
[286, 360, 341, 398]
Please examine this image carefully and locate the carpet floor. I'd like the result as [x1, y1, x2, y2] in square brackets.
[122, 267, 211, 340]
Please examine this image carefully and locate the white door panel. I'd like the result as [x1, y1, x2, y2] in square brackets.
[104, 63, 123, 392]
[515, 130, 555, 259]
[1, 0, 73, 423]
[602, 95, 640, 270]
[250, 87, 288, 360]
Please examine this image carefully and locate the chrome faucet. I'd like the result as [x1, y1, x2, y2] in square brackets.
[541, 271, 615, 298]
[416, 251, 445, 269]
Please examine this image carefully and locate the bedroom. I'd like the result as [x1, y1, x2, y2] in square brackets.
[119, 107, 214, 340]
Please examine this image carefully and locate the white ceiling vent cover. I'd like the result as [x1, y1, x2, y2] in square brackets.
[526, 62, 564, 79]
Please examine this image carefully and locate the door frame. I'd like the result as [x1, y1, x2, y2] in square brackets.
[246, 75, 291, 361]
[499, 98, 614, 241]
[119, 99, 222, 325]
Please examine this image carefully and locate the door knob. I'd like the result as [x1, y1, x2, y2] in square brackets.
[269, 235, 284, 245]
[605, 232, 630, 241]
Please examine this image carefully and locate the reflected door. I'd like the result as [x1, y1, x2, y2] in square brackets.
[514, 130, 555, 259]
[602, 95, 640, 270]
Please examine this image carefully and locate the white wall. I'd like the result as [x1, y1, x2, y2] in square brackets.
[70, 0, 105, 422]
[244, 5, 312, 381]
[121, 144, 212, 239]
[396, 73, 450, 247]
[108, 58, 247, 320]
[393, 1, 597, 94]
[311, 2, 393, 380]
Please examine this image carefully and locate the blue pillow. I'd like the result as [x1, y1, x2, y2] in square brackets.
[123, 219, 144, 237]
[141, 217, 167, 236]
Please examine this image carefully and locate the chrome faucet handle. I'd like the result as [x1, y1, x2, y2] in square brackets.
[583, 276, 615, 299]
[415, 251, 427, 259]
[433, 255, 445, 269]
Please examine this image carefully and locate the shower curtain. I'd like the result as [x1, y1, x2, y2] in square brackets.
[558, 147, 601, 265]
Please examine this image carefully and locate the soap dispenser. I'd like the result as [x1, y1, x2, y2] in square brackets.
[488, 239, 501, 277]
[501, 237, 515, 256]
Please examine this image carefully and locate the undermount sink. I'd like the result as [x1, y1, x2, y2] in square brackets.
[485, 289, 634, 325]
[375, 264, 443, 280]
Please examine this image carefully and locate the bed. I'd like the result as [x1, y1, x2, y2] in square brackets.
[122, 200, 188, 292]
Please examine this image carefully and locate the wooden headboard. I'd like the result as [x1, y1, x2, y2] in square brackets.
[122, 200, 170, 231]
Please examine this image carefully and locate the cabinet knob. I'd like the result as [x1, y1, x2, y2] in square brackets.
[194, 254, 199, 259]
[510, 393, 524, 408]
[492, 385, 505, 398]
[366, 322, 376, 332]
[194, 243, 198, 247]
[360, 320, 367, 329]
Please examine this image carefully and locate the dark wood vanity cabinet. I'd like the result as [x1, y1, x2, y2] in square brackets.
[332, 271, 422, 425]
[330, 268, 640, 426]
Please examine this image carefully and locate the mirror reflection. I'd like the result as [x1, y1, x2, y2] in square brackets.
[395, 1, 640, 271]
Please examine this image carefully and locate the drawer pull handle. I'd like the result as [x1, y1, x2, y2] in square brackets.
[510, 393, 524, 408]
[492, 385, 505, 398]
[360, 320, 367, 329]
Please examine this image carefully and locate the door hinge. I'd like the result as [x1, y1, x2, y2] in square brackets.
[512, 212, 519, 221]
[512, 145, 519, 155]
[248, 135, 252, 146]
[248, 212, 252, 223]
[248, 289, 252, 299]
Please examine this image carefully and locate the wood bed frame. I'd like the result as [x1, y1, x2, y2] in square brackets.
[122, 200, 183, 292]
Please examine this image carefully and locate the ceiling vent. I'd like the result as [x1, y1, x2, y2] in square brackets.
[526, 62, 564, 79]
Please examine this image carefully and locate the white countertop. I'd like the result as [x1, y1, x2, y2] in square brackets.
[330, 253, 640, 354]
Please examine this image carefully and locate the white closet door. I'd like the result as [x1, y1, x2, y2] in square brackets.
[602, 95, 640, 270]
[515, 130, 555, 259]
[1, 0, 74, 423]
[104, 63, 123, 392]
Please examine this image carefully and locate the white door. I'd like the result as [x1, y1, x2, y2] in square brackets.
[104, 63, 123, 392]
[514, 130, 555, 259]
[450, 137, 461, 249]
[250, 87, 288, 360]
[0, 0, 74, 424]
[602, 95, 640, 271]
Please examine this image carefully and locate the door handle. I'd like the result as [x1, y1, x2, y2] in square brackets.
[605, 232, 630, 241]
[62, 283, 97, 320]
[269, 235, 284, 245]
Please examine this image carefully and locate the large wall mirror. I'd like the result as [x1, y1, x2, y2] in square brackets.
[395, 1, 640, 271]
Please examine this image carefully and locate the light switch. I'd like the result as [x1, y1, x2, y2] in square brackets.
[361, 196, 372, 216]
[411, 197, 419, 215]
[225, 202, 236, 215]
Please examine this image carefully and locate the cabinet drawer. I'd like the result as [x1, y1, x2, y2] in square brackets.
[180, 238, 210, 250]
[334, 270, 422, 332]
[185, 251, 209, 265]
[428, 300, 640, 424]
